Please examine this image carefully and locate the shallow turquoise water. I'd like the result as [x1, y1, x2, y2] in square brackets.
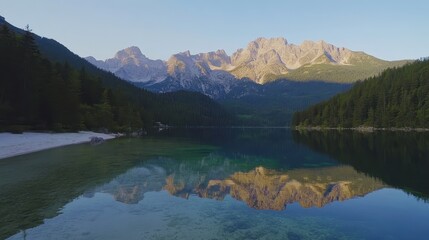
[2, 129, 429, 239]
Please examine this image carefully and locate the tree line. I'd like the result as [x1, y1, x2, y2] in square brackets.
[292, 58, 429, 128]
[0, 24, 234, 132]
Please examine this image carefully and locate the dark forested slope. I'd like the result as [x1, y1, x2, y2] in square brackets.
[292, 58, 428, 128]
[221, 80, 351, 126]
[0, 17, 234, 132]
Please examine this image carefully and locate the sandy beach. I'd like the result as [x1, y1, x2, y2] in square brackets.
[0, 131, 116, 159]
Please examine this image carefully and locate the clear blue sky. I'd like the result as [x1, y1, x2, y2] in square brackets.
[1, 0, 428, 61]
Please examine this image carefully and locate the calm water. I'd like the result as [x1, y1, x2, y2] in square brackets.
[1, 129, 429, 240]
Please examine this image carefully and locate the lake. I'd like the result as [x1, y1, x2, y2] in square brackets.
[1, 128, 429, 239]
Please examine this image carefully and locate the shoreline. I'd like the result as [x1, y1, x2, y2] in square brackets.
[0, 131, 117, 160]
[293, 126, 429, 132]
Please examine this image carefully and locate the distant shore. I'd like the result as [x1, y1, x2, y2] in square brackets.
[0, 131, 116, 160]
[294, 126, 429, 132]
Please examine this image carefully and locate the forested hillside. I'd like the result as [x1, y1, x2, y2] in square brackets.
[0, 24, 234, 132]
[292, 59, 429, 128]
[220, 80, 351, 126]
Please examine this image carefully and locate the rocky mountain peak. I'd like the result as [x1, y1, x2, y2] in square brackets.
[232, 37, 289, 65]
[115, 46, 146, 60]
[167, 51, 211, 79]
[197, 49, 231, 69]
[176, 50, 192, 57]
[215, 49, 227, 55]
[85, 46, 167, 83]
[85, 56, 97, 62]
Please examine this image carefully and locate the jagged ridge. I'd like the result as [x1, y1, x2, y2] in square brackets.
[86, 37, 408, 91]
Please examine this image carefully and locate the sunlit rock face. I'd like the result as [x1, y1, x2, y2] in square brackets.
[229, 37, 353, 83]
[86, 39, 406, 98]
[86, 38, 355, 85]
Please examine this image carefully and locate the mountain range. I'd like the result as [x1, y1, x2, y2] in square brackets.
[86, 38, 408, 98]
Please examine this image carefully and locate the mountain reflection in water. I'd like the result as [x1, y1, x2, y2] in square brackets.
[88, 157, 384, 210]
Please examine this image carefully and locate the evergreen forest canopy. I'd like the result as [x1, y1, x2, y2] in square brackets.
[0, 24, 234, 132]
[292, 58, 429, 128]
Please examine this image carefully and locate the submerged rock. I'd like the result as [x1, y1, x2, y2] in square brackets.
[89, 136, 105, 145]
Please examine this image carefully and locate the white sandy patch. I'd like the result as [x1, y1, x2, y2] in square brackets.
[0, 131, 116, 159]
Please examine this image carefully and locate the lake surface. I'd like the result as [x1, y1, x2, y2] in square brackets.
[1, 128, 429, 239]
